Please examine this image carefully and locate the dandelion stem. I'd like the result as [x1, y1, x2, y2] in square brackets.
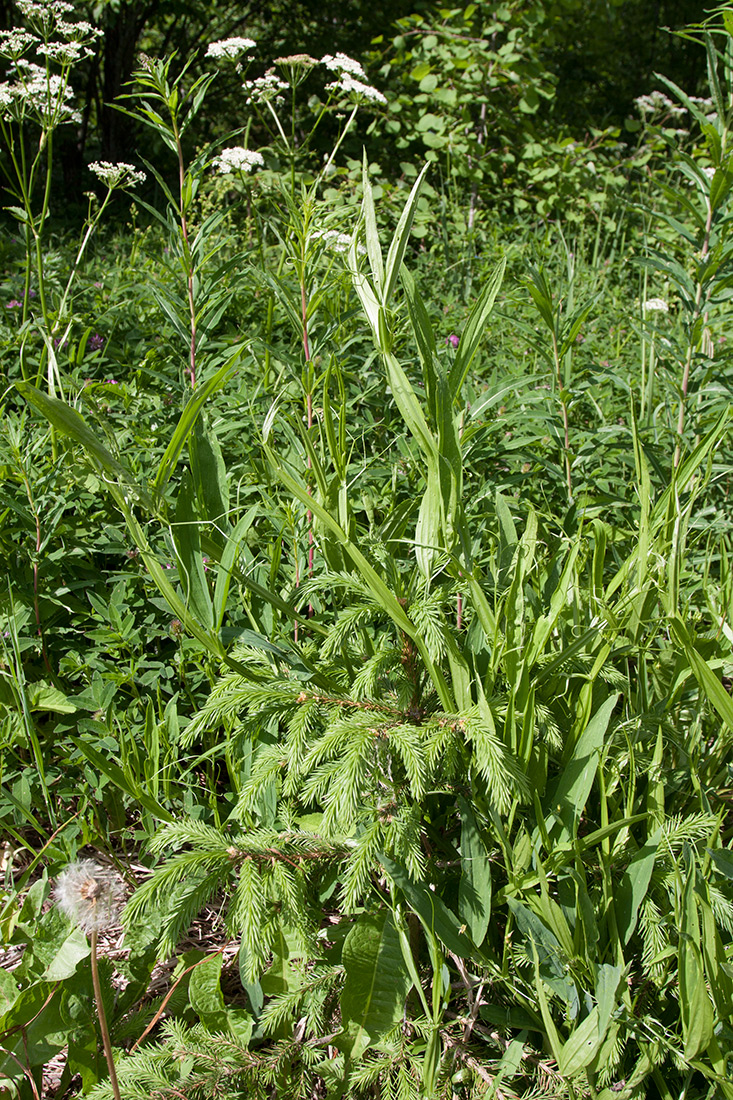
[90, 928, 122, 1100]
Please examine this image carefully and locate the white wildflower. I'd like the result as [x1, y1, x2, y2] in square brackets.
[88, 160, 146, 187]
[635, 90, 685, 121]
[56, 19, 103, 40]
[37, 40, 92, 63]
[273, 53, 318, 69]
[206, 36, 256, 60]
[54, 859, 124, 935]
[312, 228, 366, 255]
[17, 0, 74, 18]
[326, 73, 386, 105]
[703, 166, 716, 180]
[643, 297, 669, 314]
[0, 60, 80, 123]
[320, 52, 366, 79]
[242, 71, 289, 104]
[213, 146, 264, 174]
[0, 29, 40, 59]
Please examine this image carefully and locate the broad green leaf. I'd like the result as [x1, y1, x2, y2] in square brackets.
[0, 969, 19, 1016]
[212, 505, 258, 629]
[380, 854, 474, 958]
[361, 152, 384, 295]
[449, 257, 506, 397]
[382, 351, 438, 464]
[173, 471, 213, 629]
[595, 963, 623, 1038]
[558, 1007, 601, 1077]
[153, 351, 243, 498]
[339, 910, 410, 1058]
[679, 937, 714, 1060]
[669, 615, 733, 733]
[190, 415, 229, 529]
[708, 848, 733, 880]
[44, 926, 90, 981]
[189, 952, 229, 1030]
[457, 796, 492, 946]
[507, 898, 577, 1010]
[383, 162, 430, 305]
[615, 828, 662, 945]
[546, 694, 618, 841]
[15, 382, 154, 511]
[415, 470, 441, 579]
[27, 681, 75, 714]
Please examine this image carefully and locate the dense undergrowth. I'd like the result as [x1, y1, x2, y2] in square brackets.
[1, 3, 733, 1099]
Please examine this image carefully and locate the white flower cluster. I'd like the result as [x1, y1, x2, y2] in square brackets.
[0, 59, 80, 123]
[326, 72, 386, 105]
[56, 19, 103, 40]
[206, 36, 256, 60]
[702, 165, 716, 180]
[643, 297, 669, 314]
[17, 0, 75, 19]
[0, 29, 40, 59]
[311, 228, 366, 254]
[242, 71, 289, 104]
[88, 160, 147, 187]
[320, 52, 366, 79]
[54, 859, 124, 935]
[213, 146, 264, 174]
[635, 91, 686, 121]
[37, 40, 92, 63]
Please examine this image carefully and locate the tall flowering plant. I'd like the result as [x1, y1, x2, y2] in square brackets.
[0, 0, 145, 391]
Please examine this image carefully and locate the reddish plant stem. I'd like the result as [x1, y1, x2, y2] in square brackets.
[91, 929, 122, 1100]
[302, 273, 314, 618]
[174, 120, 196, 388]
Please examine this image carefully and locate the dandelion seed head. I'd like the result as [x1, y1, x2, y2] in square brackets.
[54, 859, 124, 934]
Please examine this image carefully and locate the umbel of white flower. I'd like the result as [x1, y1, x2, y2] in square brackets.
[206, 36, 256, 60]
[326, 73, 387, 105]
[88, 160, 146, 188]
[213, 147, 264, 174]
[320, 52, 366, 79]
[54, 859, 124, 934]
[643, 297, 669, 314]
[0, 59, 80, 124]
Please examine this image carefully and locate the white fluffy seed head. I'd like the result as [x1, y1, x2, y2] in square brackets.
[54, 859, 125, 934]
